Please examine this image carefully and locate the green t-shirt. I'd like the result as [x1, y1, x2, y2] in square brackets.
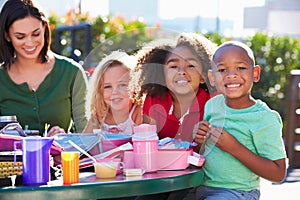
[0, 54, 88, 134]
[202, 94, 286, 191]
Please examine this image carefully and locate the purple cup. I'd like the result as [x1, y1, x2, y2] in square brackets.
[14, 137, 54, 185]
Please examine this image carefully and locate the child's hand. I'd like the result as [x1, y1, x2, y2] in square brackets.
[132, 105, 143, 125]
[193, 120, 211, 145]
[47, 126, 66, 137]
[210, 127, 240, 154]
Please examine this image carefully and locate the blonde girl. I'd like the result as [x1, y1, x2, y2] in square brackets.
[84, 50, 142, 135]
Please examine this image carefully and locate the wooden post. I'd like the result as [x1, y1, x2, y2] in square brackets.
[285, 70, 300, 168]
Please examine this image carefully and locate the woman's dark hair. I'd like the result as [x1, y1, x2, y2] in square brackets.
[0, 0, 51, 69]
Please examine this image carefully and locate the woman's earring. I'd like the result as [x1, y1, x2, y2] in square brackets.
[7, 39, 11, 42]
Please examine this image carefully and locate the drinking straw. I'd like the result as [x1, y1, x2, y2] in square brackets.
[43, 123, 50, 137]
[68, 140, 97, 163]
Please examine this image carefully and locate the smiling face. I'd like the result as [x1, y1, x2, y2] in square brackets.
[209, 44, 260, 108]
[164, 46, 205, 98]
[6, 16, 45, 62]
[103, 65, 132, 112]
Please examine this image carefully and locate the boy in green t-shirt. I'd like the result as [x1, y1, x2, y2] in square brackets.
[193, 41, 286, 199]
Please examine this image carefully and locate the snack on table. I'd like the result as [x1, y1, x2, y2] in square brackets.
[0, 162, 22, 178]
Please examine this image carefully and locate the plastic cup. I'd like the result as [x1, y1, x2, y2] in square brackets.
[93, 161, 119, 178]
[14, 137, 54, 186]
[132, 139, 158, 173]
[61, 151, 79, 185]
[133, 151, 158, 173]
[132, 124, 159, 173]
[133, 139, 158, 153]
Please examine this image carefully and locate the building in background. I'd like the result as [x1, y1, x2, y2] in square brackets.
[244, 0, 300, 37]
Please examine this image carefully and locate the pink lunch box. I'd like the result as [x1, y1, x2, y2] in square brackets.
[123, 148, 193, 170]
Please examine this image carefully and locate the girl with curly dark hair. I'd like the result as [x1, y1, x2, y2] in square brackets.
[135, 32, 217, 144]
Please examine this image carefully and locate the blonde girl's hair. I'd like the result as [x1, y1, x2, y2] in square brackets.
[86, 50, 140, 122]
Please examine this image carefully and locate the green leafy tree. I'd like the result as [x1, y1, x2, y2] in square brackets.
[249, 33, 300, 120]
[49, 10, 159, 68]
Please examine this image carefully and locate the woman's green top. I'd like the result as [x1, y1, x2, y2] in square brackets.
[0, 54, 88, 135]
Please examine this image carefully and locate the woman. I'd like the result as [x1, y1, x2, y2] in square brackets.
[0, 0, 88, 136]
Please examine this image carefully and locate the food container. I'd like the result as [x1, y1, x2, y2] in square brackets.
[0, 116, 18, 130]
[80, 158, 122, 175]
[94, 160, 119, 179]
[123, 148, 193, 170]
[0, 151, 23, 187]
[3, 129, 39, 136]
[101, 134, 132, 152]
[24, 130, 39, 136]
[85, 134, 132, 158]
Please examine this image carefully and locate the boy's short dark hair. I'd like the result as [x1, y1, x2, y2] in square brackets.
[213, 41, 255, 66]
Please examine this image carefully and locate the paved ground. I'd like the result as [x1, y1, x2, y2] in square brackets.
[260, 168, 300, 199]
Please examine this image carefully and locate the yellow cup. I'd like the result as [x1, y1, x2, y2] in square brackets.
[93, 161, 119, 179]
[61, 151, 79, 185]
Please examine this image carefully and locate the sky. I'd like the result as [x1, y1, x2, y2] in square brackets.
[11, 0, 266, 36]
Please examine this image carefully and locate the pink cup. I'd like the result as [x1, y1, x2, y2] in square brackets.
[132, 139, 158, 173]
[133, 139, 158, 154]
[133, 151, 158, 173]
[132, 124, 158, 173]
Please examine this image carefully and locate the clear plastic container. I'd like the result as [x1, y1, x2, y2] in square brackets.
[0, 116, 18, 130]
